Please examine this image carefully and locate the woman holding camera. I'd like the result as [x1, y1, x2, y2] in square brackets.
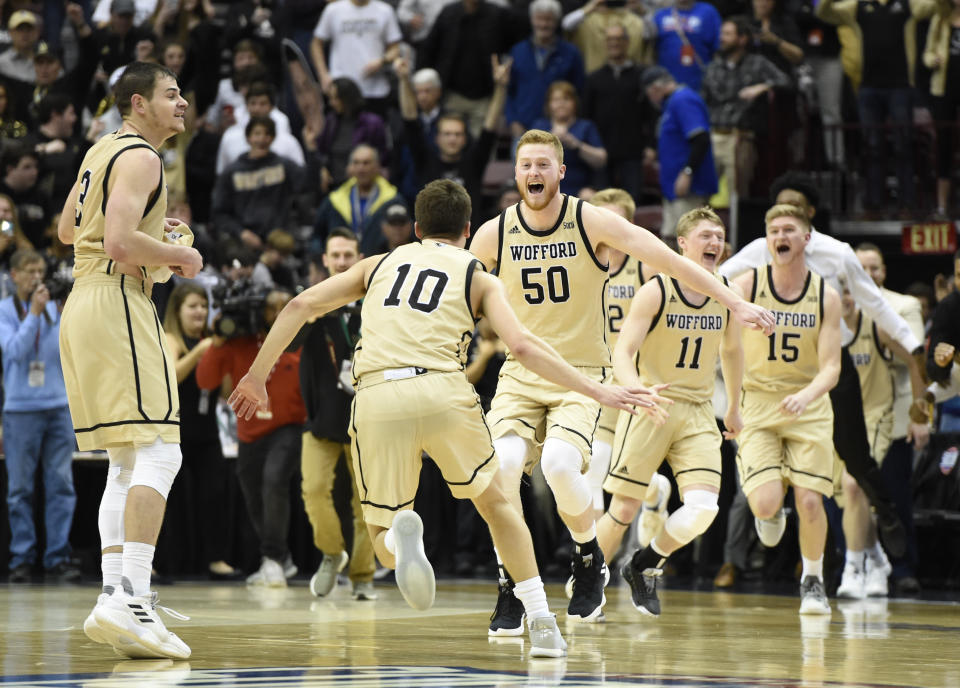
[161, 282, 237, 579]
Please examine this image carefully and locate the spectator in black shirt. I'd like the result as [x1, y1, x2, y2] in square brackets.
[583, 24, 651, 203]
[395, 54, 511, 231]
[26, 94, 90, 211]
[419, 0, 518, 136]
[927, 249, 960, 384]
[0, 144, 50, 249]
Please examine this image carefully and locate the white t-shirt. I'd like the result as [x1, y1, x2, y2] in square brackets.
[216, 124, 305, 174]
[313, 0, 402, 98]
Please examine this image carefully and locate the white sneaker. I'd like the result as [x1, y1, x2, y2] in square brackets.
[528, 614, 567, 658]
[393, 510, 435, 611]
[84, 591, 159, 658]
[247, 558, 286, 588]
[84, 593, 113, 644]
[637, 474, 671, 548]
[310, 551, 348, 597]
[837, 562, 866, 599]
[282, 554, 298, 579]
[93, 590, 191, 660]
[864, 558, 889, 597]
[352, 580, 378, 600]
[755, 510, 787, 548]
[799, 576, 831, 616]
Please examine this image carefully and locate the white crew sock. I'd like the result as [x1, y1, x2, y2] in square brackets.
[513, 575, 551, 621]
[121, 542, 155, 597]
[801, 556, 823, 580]
[102, 552, 122, 593]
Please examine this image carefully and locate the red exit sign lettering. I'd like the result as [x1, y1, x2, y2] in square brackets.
[902, 222, 957, 255]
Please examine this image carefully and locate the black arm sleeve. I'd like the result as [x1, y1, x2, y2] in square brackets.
[926, 291, 960, 383]
[685, 131, 710, 171]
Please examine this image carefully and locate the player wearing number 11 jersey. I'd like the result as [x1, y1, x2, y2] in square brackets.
[599, 207, 743, 619]
[732, 203, 842, 616]
[469, 130, 776, 632]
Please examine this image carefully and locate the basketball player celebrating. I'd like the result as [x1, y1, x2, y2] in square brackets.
[469, 130, 775, 632]
[57, 62, 202, 659]
[587, 189, 650, 519]
[228, 180, 659, 658]
[600, 207, 744, 617]
[732, 204, 842, 615]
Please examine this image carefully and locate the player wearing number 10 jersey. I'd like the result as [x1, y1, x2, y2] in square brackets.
[469, 130, 776, 631]
[732, 203, 842, 616]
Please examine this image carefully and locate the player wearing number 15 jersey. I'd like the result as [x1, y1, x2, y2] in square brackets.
[732, 203, 842, 616]
[598, 207, 743, 618]
[227, 180, 655, 658]
[469, 129, 776, 631]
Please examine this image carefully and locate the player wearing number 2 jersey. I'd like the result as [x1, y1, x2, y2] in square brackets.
[469, 129, 776, 631]
[732, 203, 842, 617]
[227, 179, 655, 658]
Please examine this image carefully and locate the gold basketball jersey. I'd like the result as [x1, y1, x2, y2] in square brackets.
[743, 265, 825, 393]
[607, 256, 644, 350]
[353, 241, 482, 378]
[71, 132, 168, 278]
[848, 310, 894, 422]
[637, 274, 728, 403]
[496, 196, 609, 367]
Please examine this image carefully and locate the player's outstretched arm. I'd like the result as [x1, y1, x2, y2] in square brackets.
[229, 256, 376, 420]
[584, 203, 775, 334]
[103, 148, 200, 275]
[779, 284, 842, 416]
[720, 281, 745, 439]
[878, 326, 931, 449]
[469, 217, 500, 271]
[612, 278, 672, 425]
[473, 271, 666, 414]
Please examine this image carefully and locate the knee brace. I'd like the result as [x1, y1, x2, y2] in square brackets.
[588, 440, 612, 511]
[494, 434, 529, 484]
[129, 438, 182, 500]
[664, 490, 719, 546]
[100, 446, 136, 549]
[540, 437, 592, 516]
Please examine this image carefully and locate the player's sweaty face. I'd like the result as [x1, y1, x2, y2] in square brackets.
[515, 143, 563, 209]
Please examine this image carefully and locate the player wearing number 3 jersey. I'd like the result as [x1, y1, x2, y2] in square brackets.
[469, 129, 776, 631]
[227, 179, 657, 658]
[732, 203, 842, 616]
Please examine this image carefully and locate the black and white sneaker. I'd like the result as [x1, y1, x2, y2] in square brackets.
[799, 576, 831, 615]
[567, 548, 607, 622]
[488, 582, 525, 636]
[621, 561, 662, 617]
[93, 589, 191, 659]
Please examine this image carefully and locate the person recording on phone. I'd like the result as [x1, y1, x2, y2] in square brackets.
[0, 248, 78, 583]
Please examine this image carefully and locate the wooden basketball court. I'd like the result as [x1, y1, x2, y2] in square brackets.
[1, 579, 958, 687]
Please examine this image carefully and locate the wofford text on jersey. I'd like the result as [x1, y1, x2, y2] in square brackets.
[508, 241, 578, 261]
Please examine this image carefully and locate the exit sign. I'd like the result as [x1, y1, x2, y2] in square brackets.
[902, 222, 957, 255]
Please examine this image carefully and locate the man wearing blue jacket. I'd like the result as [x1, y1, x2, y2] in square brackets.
[0, 249, 77, 583]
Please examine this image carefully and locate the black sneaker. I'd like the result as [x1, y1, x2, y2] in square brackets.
[621, 561, 662, 617]
[46, 561, 82, 583]
[567, 548, 607, 622]
[8, 564, 31, 583]
[488, 582, 525, 636]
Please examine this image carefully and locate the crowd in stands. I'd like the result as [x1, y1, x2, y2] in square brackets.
[1, 0, 960, 592]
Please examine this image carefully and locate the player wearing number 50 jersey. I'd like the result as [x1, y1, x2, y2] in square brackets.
[469, 129, 776, 631]
[597, 207, 744, 618]
[227, 179, 654, 658]
[732, 203, 842, 617]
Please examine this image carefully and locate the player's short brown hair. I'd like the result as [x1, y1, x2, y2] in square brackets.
[114, 61, 178, 118]
[676, 206, 724, 239]
[590, 188, 635, 221]
[516, 129, 564, 165]
[414, 179, 471, 240]
[765, 203, 810, 230]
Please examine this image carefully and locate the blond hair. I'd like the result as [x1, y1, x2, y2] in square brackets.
[516, 129, 564, 165]
[590, 188, 635, 221]
[676, 206, 724, 239]
[765, 203, 810, 230]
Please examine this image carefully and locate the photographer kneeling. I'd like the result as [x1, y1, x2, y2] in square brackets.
[196, 288, 306, 587]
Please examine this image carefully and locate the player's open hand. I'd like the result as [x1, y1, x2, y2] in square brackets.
[732, 300, 775, 335]
[228, 372, 269, 421]
[600, 382, 673, 424]
[722, 407, 743, 440]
